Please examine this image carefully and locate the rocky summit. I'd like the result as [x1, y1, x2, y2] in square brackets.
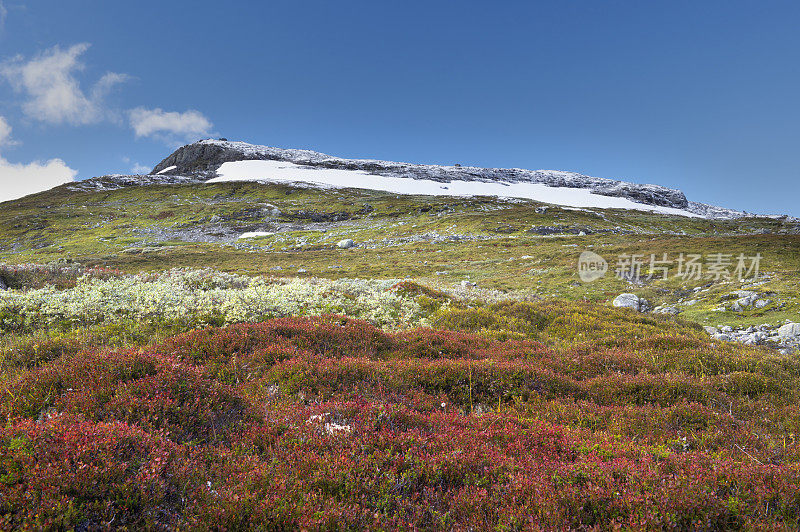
[150, 139, 743, 217]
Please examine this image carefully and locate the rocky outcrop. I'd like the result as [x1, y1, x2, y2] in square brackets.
[152, 140, 695, 210]
[151, 142, 259, 178]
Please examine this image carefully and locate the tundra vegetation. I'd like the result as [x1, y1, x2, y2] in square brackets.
[0, 181, 799, 529]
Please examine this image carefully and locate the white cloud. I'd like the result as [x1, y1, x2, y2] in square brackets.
[130, 163, 151, 174]
[0, 43, 128, 125]
[0, 2, 7, 31]
[0, 156, 77, 202]
[0, 116, 11, 146]
[128, 107, 213, 144]
[0, 115, 76, 202]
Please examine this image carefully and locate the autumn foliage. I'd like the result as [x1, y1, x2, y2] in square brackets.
[2, 315, 800, 529]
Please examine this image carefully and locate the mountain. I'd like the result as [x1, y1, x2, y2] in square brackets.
[2, 138, 800, 530]
[147, 139, 745, 218]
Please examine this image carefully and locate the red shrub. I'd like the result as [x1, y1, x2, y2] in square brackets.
[0, 415, 197, 530]
[164, 315, 395, 361]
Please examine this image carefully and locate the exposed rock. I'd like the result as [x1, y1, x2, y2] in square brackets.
[754, 299, 771, 309]
[337, 239, 355, 249]
[66, 173, 201, 192]
[704, 321, 799, 352]
[612, 293, 650, 312]
[778, 322, 800, 339]
[734, 290, 758, 298]
[460, 280, 477, 289]
[0, 277, 6, 291]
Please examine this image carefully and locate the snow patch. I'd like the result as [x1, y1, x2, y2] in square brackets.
[156, 165, 177, 175]
[209, 160, 700, 217]
[238, 231, 275, 239]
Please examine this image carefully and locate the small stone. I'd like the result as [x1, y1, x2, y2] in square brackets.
[754, 299, 771, 309]
[337, 239, 355, 249]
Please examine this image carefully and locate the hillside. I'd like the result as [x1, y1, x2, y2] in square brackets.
[1, 142, 799, 529]
[151, 140, 749, 217]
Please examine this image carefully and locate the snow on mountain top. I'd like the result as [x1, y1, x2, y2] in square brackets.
[149, 139, 749, 219]
[208, 159, 702, 217]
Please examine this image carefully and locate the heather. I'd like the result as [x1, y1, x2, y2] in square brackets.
[3, 301, 800, 528]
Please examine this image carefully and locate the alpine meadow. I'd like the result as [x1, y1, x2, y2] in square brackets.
[1, 2, 800, 530]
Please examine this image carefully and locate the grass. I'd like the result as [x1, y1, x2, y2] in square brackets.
[1, 180, 798, 328]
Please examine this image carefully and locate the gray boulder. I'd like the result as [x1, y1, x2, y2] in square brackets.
[612, 293, 650, 312]
[703, 326, 719, 335]
[337, 239, 355, 249]
[0, 277, 6, 291]
[778, 322, 800, 339]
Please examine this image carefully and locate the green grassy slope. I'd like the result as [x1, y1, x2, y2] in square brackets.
[1, 180, 799, 328]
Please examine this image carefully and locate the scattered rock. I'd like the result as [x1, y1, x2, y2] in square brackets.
[704, 321, 800, 352]
[0, 278, 6, 291]
[460, 280, 477, 289]
[612, 293, 650, 312]
[653, 306, 682, 315]
[337, 239, 355, 249]
[734, 290, 758, 298]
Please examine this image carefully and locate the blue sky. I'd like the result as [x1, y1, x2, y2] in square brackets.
[0, 0, 798, 215]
